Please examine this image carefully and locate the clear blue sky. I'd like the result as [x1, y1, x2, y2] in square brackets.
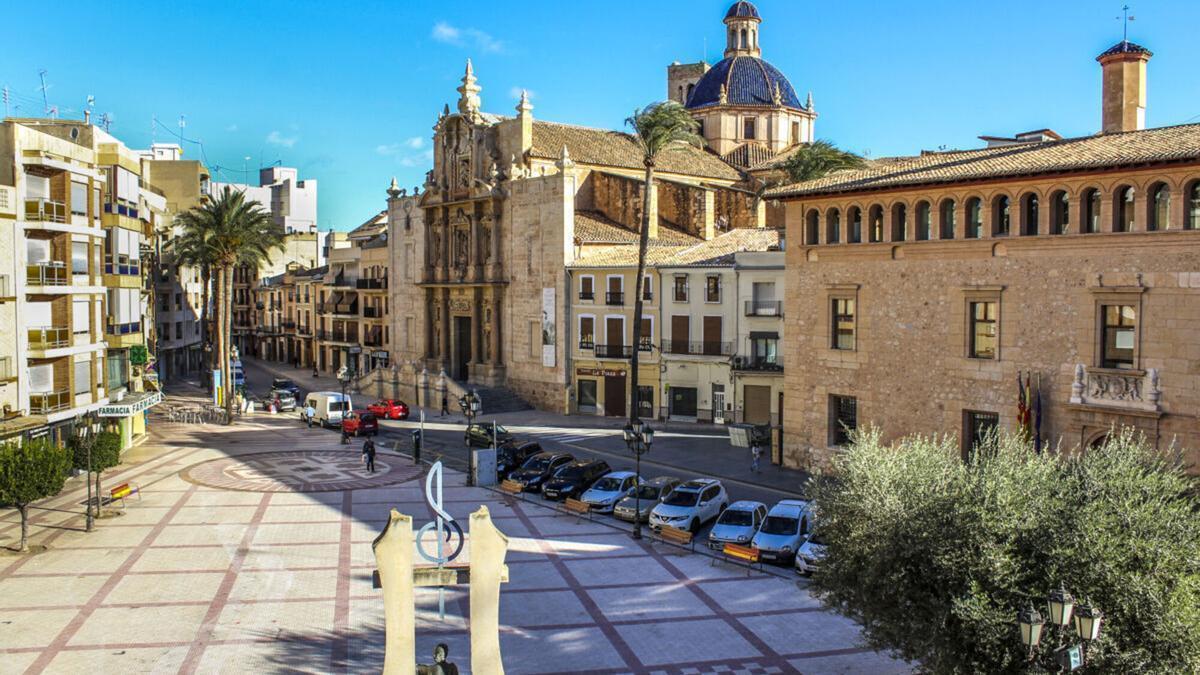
[5, 1, 1199, 230]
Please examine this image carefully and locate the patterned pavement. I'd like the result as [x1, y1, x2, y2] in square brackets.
[0, 398, 910, 674]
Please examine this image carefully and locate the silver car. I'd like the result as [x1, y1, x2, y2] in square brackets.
[752, 499, 812, 564]
[613, 476, 680, 523]
[707, 500, 767, 550]
[795, 529, 826, 577]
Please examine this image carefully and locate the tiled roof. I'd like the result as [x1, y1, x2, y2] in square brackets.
[569, 227, 780, 268]
[1097, 40, 1152, 59]
[574, 210, 702, 246]
[349, 210, 387, 237]
[765, 124, 1200, 198]
[722, 143, 777, 169]
[725, 1, 760, 19]
[688, 56, 803, 110]
[530, 121, 741, 181]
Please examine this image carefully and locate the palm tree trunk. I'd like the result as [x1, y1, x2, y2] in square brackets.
[214, 265, 227, 417]
[200, 263, 211, 390]
[17, 504, 28, 552]
[223, 263, 235, 423]
[629, 162, 655, 425]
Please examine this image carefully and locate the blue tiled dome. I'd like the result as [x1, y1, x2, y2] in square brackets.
[687, 56, 803, 109]
[725, 1, 760, 20]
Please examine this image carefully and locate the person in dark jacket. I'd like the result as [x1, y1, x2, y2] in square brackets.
[362, 437, 377, 473]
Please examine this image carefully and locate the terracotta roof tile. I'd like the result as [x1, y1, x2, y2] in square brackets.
[569, 227, 780, 268]
[574, 210, 701, 246]
[531, 121, 741, 181]
[766, 123, 1200, 198]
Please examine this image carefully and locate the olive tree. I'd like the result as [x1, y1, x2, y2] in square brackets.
[0, 439, 72, 551]
[808, 428, 1200, 674]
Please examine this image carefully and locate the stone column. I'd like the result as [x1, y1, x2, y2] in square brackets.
[439, 289, 450, 362]
[470, 287, 482, 374]
[489, 290, 502, 367]
[955, 199, 969, 240]
[440, 213, 451, 282]
[425, 290, 436, 359]
[470, 214, 483, 281]
[488, 207, 502, 280]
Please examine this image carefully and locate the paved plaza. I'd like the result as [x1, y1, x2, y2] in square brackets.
[0, 402, 908, 674]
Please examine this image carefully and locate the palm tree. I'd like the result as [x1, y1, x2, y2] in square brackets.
[175, 187, 284, 422]
[625, 101, 704, 425]
[172, 229, 215, 388]
[780, 139, 866, 184]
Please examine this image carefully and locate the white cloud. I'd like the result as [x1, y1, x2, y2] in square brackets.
[266, 130, 297, 148]
[376, 143, 402, 156]
[225, 123, 239, 132]
[404, 136, 425, 149]
[431, 21, 504, 53]
[376, 137, 426, 157]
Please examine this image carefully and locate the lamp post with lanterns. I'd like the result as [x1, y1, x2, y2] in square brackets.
[1017, 585, 1103, 671]
[622, 419, 654, 540]
[459, 390, 481, 486]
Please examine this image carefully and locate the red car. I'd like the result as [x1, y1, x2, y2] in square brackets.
[368, 399, 410, 420]
[341, 411, 379, 437]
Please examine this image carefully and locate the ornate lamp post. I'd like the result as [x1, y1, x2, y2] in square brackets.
[459, 390, 481, 486]
[1017, 585, 1102, 671]
[622, 419, 654, 540]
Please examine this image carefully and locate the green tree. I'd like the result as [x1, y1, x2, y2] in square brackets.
[172, 221, 216, 387]
[175, 187, 284, 420]
[70, 429, 121, 523]
[780, 139, 865, 183]
[624, 101, 703, 424]
[808, 428, 1200, 674]
[0, 439, 72, 551]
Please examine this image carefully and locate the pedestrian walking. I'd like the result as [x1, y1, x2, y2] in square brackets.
[362, 437, 377, 473]
[304, 403, 316, 427]
[751, 443, 762, 473]
[440, 394, 449, 417]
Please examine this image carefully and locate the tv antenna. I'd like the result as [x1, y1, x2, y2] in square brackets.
[99, 113, 113, 132]
[38, 69, 51, 115]
[1117, 5, 1135, 42]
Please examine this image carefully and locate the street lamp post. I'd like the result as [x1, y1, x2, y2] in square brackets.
[459, 390, 481, 486]
[337, 365, 353, 443]
[1017, 585, 1103, 671]
[622, 419, 654, 540]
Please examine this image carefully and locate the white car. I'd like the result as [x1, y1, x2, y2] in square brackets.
[648, 478, 729, 533]
[795, 529, 826, 577]
[707, 500, 767, 550]
[751, 499, 812, 564]
[579, 471, 640, 514]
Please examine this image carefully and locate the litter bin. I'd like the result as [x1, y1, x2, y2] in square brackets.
[410, 429, 422, 464]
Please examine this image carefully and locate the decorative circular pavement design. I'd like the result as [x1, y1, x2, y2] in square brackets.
[181, 451, 424, 492]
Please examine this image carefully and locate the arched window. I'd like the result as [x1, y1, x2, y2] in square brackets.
[848, 207, 862, 243]
[1188, 181, 1200, 230]
[891, 203, 907, 242]
[915, 201, 931, 240]
[1114, 186, 1135, 232]
[939, 199, 956, 239]
[868, 205, 884, 243]
[677, 85, 684, 103]
[966, 197, 983, 238]
[826, 208, 841, 243]
[1020, 193, 1039, 236]
[805, 209, 820, 245]
[1083, 188, 1101, 233]
[740, 29, 747, 48]
[993, 195, 1011, 236]
[1050, 191, 1069, 234]
[1148, 183, 1170, 231]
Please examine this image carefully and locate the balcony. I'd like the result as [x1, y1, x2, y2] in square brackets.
[363, 306, 383, 319]
[332, 303, 359, 317]
[27, 262, 69, 286]
[107, 321, 141, 336]
[282, 320, 297, 330]
[28, 327, 70, 350]
[605, 291, 624, 306]
[104, 255, 141, 276]
[364, 330, 384, 347]
[578, 339, 594, 350]
[594, 344, 632, 359]
[745, 300, 783, 317]
[296, 325, 312, 336]
[663, 340, 733, 356]
[732, 356, 783, 372]
[357, 278, 387, 290]
[24, 199, 66, 224]
[103, 202, 139, 219]
[328, 275, 357, 289]
[1069, 365, 1161, 413]
[579, 290, 594, 301]
[30, 390, 71, 414]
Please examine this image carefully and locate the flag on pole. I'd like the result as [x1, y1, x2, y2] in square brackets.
[1032, 374, 1043, 453]
[1016, 371, 1029, 438]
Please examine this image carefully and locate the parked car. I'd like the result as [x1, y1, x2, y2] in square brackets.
[613, 476, 681, 523]
[341, 410, 379, 437]
[465, 422, 514, 448]
[542, 459, 611, 501]
[578, 470, 640, 513]
[270, 390, 297, 412]
[707, 500, 767, 550]
[648, 478, 729, 533]
[302, 391, 353, 427]
[272, 378, 301, 397]
[795, 528, 826, 577]
[752, 499, 812, 564]
[497, 442, 542, 480]
[507, 452, 574, 493]
[368, 399, 410, 420]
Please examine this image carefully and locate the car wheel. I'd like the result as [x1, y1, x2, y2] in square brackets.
[689, 518, 699, 534]
[801, 570, 813, 578]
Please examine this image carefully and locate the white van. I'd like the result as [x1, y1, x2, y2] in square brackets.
[302, 391, 353, 428]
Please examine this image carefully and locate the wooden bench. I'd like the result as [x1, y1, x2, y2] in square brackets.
[498, 479, 525, 506]
[712, 542, 762, 574]
[108, 483, 140, 509]
[652, 524, 694, 552]
[562, 497, 591, 522]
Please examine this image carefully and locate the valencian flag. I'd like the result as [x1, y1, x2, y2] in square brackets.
[1016, 371, 1033, 442]
[1032, 373, 1043, 453]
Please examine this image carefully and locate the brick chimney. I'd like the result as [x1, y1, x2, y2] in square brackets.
[1097, 40, 1152, 133]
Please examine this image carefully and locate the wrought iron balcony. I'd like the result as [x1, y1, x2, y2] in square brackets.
[578, 339, 594, 350]
[593, 344, 632, 359]
[363, 306, 383, 318]
[605, 291, 624, 306]
[662, 340, 733, 356]
[357, 278, 387, 290]
[579, 290, 594, 301]
[744, 300, 783, 317]
[732, 356, 783, 372]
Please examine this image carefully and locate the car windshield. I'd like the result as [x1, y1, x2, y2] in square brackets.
[634, 485, 663, 500]
[592, 477, 625, 491]
[662, 490, 700, 507]
[718, 509, 754, 526]
[760, 515, 799, 535]
[523, 455, 553, 470]
[806, 531, 826, 546]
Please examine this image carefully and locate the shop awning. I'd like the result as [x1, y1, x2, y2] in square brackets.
[97, 391, 164, 417]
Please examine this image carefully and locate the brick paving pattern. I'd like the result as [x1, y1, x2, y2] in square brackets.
[0, 394, 910, 674]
